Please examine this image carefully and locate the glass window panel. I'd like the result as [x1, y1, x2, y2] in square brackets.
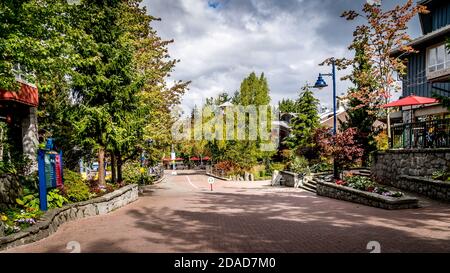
[428, 47, 437, 66]
[437, 63, 444, 70]
[429, 66, 436, 73]
[446, 49, 450, 68]
[436, 45, 445, 65]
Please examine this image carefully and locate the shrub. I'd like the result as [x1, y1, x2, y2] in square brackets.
[122, 161, 153, 185]
[47, 189, 69, 209]
[341, 175, 404, 197]
[345, 175, 374, 191]
[214, 161, 242, 176]
[375, 131, 389, 151]
[432, 170, 450, 181]
[269, 162, 285, 173]
[287, 156, 310, 175]
[16, 188, 68, 210]
[310, 162, 333, 173]
[63, 170, 91, 202]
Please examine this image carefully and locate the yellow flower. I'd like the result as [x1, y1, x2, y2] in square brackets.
[1, 215, 8, 221]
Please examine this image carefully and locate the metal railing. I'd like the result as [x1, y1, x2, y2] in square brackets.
[390, 118, 450, 149]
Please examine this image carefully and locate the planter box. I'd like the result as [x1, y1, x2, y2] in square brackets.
[316, 180, 419, 210]
[0, 184, 139, 251]
[397, 175, 450, 202]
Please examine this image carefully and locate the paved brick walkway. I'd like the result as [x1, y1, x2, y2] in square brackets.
[5, 170, 450, 253]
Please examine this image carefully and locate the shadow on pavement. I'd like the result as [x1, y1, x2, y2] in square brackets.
[122, 189, 450, 253]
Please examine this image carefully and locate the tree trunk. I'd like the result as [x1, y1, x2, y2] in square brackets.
[111, 152, 116, 183]
[117, 153, 123, 182]
[98, 147, 105, 185]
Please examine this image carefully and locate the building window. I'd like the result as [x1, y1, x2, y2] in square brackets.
[427, 44, 450, 74]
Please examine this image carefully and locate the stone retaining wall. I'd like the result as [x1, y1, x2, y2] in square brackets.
[279, 171, 300, 187]
[0, 184, 138, 251]
[316, 180, 419, 210]
[372, 149, 450, 183]
[0, 174, 21, 211]
[395, 175, 450, 202]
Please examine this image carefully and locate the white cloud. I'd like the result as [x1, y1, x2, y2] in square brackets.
[144, 0, 421, 112]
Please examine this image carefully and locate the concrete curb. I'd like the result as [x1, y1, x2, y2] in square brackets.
[206, 173, 232, 181]
[0, 184, 139, 251]
[138, 175, 166, 194]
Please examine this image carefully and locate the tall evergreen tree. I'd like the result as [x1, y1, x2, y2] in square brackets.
[278, 99, 298, 113]
[70, 0, 143, 185]
[284, 85, 320, 158]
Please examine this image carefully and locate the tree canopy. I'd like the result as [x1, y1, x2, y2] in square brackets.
[0, 0, 188, 184]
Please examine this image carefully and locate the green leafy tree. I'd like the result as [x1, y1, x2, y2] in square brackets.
[0, 1, 91, 170]
[195, 72, 274, 172]
[0, 0, 78, 90]
[340, 29, 379, 166]
[238, 72, 270, 106]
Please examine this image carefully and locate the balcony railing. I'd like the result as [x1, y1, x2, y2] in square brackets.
[390, 118, 450, 149]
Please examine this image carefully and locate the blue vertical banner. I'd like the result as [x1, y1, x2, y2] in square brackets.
[37, 139, 64, 211]
[38, 149, 48, 211]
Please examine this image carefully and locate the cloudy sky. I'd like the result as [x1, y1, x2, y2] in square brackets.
[142, 0, 422, 112]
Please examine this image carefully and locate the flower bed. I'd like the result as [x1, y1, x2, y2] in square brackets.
[0, 184, 138, 251]
[336, 175, 404, 198]
[316, 175, 419, 210]
[0, 170, 135, 237]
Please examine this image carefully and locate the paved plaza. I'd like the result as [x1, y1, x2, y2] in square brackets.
[5, 171, 450, 253]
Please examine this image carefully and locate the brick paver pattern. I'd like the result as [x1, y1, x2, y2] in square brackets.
[5, 170, 450, 253]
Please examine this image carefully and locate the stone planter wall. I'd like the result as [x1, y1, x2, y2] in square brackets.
[316, 180, 419, 210]
[279, 171, 300, 187]
[0, 184, 138, 251]
[372, 149, 450, 183]
[395, 175, 450, 202]
[0, 174, 21, 211]
[371, 149, 450, 201]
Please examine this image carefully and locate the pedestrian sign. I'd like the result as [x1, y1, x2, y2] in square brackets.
[208, 177, 215, 184]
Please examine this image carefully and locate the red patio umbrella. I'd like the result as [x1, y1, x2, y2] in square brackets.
[382, 95, 439, 143]
[381, 95, 438, 108]
[382, 95, 438, 123]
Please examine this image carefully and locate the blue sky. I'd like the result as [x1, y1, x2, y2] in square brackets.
[143, 0, 422, 112]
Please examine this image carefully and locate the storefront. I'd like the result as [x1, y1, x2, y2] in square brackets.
[0, 80, 39, 171]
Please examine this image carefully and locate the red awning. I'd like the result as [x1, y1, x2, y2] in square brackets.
[0, 81, 39, 107]
[190, 157, 200, 161]
[202, 156, 210, 161]
[382, 95, 438, 108]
